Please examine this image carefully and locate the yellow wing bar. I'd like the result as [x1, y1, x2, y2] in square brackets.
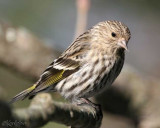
[44, 70, 65, 87]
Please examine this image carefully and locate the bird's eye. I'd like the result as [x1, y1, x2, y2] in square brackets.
[111, 32, 116, 37]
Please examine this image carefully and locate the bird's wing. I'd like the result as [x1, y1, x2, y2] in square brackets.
[30, 57, 80, 95]
[9, 57, 81, 103]
[31, 33, 91, 94]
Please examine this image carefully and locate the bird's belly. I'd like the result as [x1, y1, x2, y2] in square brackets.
[78, 69, 117, 98]
[56, 58, 123, 100]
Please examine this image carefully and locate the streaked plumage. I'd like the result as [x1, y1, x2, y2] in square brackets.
[10, 20, 131, 105]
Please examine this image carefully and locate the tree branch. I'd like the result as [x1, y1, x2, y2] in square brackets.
[0, 93, 102, 128]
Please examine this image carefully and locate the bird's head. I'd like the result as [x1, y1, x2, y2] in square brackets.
[91, 20, 131, 53]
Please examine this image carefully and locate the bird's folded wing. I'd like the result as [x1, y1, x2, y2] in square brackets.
[30, 58, 80, 94]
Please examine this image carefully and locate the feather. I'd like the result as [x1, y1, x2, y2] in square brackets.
[30, 58, 80, 95]
[9, 84, 37, 104]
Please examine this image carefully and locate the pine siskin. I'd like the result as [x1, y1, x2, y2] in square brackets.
[10, 20, 131, 106]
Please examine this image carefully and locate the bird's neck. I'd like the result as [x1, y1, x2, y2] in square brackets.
[90, 42, 125, 59]
[102, 45, 125, 56]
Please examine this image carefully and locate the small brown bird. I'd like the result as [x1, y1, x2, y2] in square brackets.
[10, 20, 131, 107]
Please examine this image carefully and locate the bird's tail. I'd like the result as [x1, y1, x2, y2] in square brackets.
[9, 84, 36, 104]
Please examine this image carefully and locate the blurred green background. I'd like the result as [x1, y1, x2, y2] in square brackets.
[0, 0, 160, 128]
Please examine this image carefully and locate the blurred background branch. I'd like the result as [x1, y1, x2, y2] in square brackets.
[74, 0, 90, 38]
[0, 21, 60, 79]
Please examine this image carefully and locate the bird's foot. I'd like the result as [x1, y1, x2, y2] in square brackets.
[73, 98, 101, 110]
[73, 98, 103, 119]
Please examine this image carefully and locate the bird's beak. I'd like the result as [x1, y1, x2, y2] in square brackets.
[118, 40, 128, 51]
